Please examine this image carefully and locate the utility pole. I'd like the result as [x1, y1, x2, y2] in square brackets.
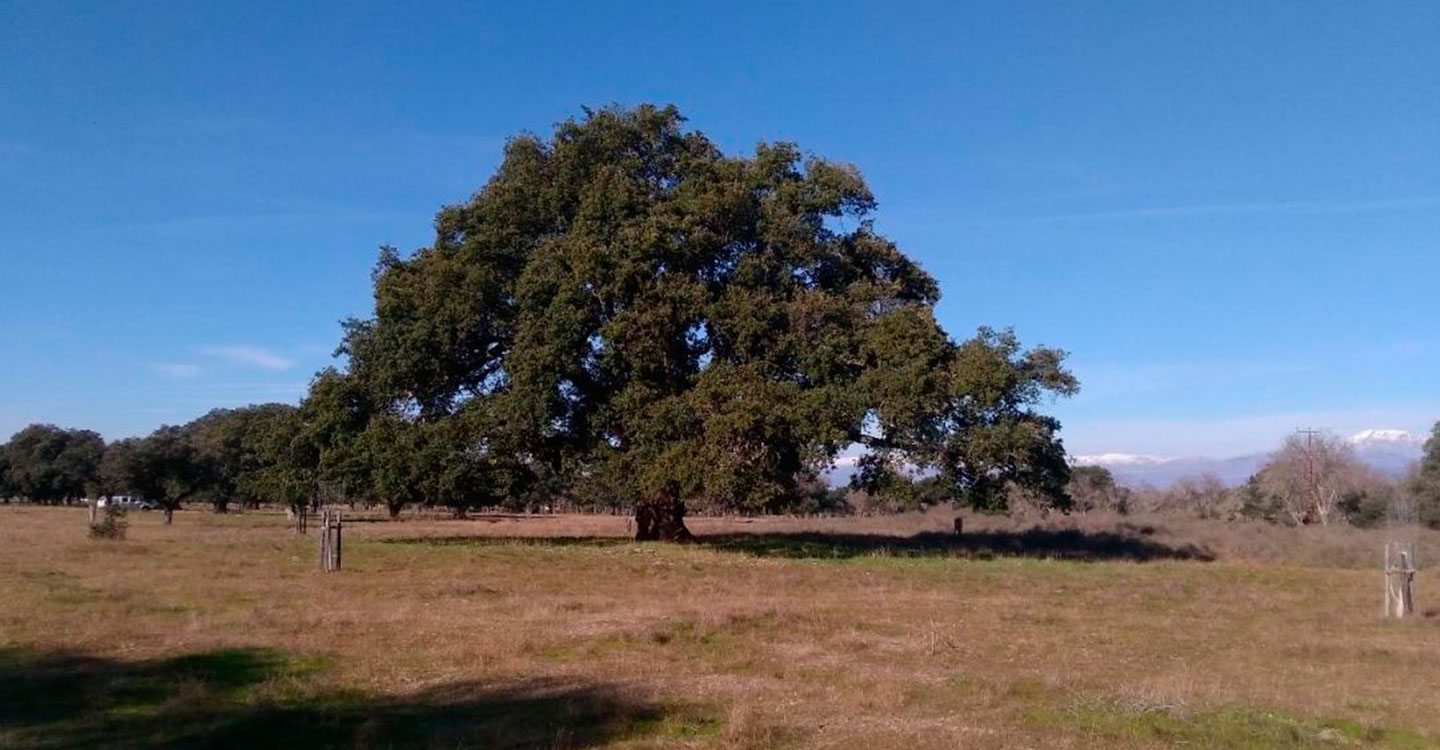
[1296, 428, 1322, 524]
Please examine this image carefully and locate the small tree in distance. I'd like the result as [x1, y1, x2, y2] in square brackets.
[1066, 465, 1131, 514]
[88, 503, 128, 540]
[1256, 431, 1368, 526]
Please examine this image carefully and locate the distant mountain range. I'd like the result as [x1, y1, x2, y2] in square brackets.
[1072, 429, 1426, 489]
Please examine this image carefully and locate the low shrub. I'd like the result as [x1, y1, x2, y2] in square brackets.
[89, 505, 128, 540]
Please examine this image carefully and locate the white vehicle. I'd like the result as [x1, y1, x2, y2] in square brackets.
[97, 495, 158, 511]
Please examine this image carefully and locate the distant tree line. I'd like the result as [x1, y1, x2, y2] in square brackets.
[5, 417, 1439, 530]
[0, 406, 295, 524]
[1061, 425, 1440, 529]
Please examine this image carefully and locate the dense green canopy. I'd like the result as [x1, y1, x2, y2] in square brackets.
[1411, 422, 1440, 528]
[101, 428, 200, 524]
[87, 405, 295, 521]
[326, 104, 1078, 538]
[184, 404, 297, 512]
[0, 424, 104, 504]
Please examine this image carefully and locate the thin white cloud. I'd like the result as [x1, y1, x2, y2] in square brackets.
[200, 345, 294, 372]
[152, 362, 202, 380]
[1061, 406, 1440, 458]
[180, 382, 309, 402]
[0, 140, 32, 158]
[1388, 339, 1437, 360]
[187, 381, 309, 393]
[993, 194, 1440, 226]
[102, 210, 421, 239]
[1071, 361, 1309, 404]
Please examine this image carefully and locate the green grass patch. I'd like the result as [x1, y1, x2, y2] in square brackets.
[902, 675, 988, 709]
[629, 706, 725, 740]
[1030, 702, 1437, 749]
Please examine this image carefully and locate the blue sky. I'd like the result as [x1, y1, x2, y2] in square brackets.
[2, 1, 1437, 457]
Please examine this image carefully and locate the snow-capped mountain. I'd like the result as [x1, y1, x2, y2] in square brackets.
[1071, 452, 1269, 488]
[1072, 453, 1169, 467]
[1074, 429, 1426, 489]
[1348, 429, 1425, 478]
[821, 429, 1427, 490]
[1350, 429, 1418, 445]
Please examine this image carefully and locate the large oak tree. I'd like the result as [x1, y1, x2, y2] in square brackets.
[334, 104, 1078, 539]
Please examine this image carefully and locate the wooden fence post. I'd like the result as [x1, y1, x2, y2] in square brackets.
[317, 509, 343, 572]
[1384, 542, 1416, 619]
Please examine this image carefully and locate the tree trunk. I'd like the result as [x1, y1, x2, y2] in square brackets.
[387, 500, 403, 519]
[164, 506, 174, 525]
[634, 498, 693, 542]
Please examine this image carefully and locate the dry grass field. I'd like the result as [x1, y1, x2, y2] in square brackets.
[3, 505, 1440, 749]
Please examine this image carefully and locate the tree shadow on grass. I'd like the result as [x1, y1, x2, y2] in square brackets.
[0, 647, 705, 750]
[383, 536, 633, 549]
[697, 528, 1215, 562]
[384, 526, 1213, 563]
[339, 514, 569, 525]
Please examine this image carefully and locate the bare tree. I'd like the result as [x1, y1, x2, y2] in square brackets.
[1170, 473, 1235, 519]
[1257, 431, 1367, 526]
[1067, 465, 1132, 514]
[1124, 473, 1232, 518]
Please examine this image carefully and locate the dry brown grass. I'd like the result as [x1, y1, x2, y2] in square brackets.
[3, 505, 1439, 749]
